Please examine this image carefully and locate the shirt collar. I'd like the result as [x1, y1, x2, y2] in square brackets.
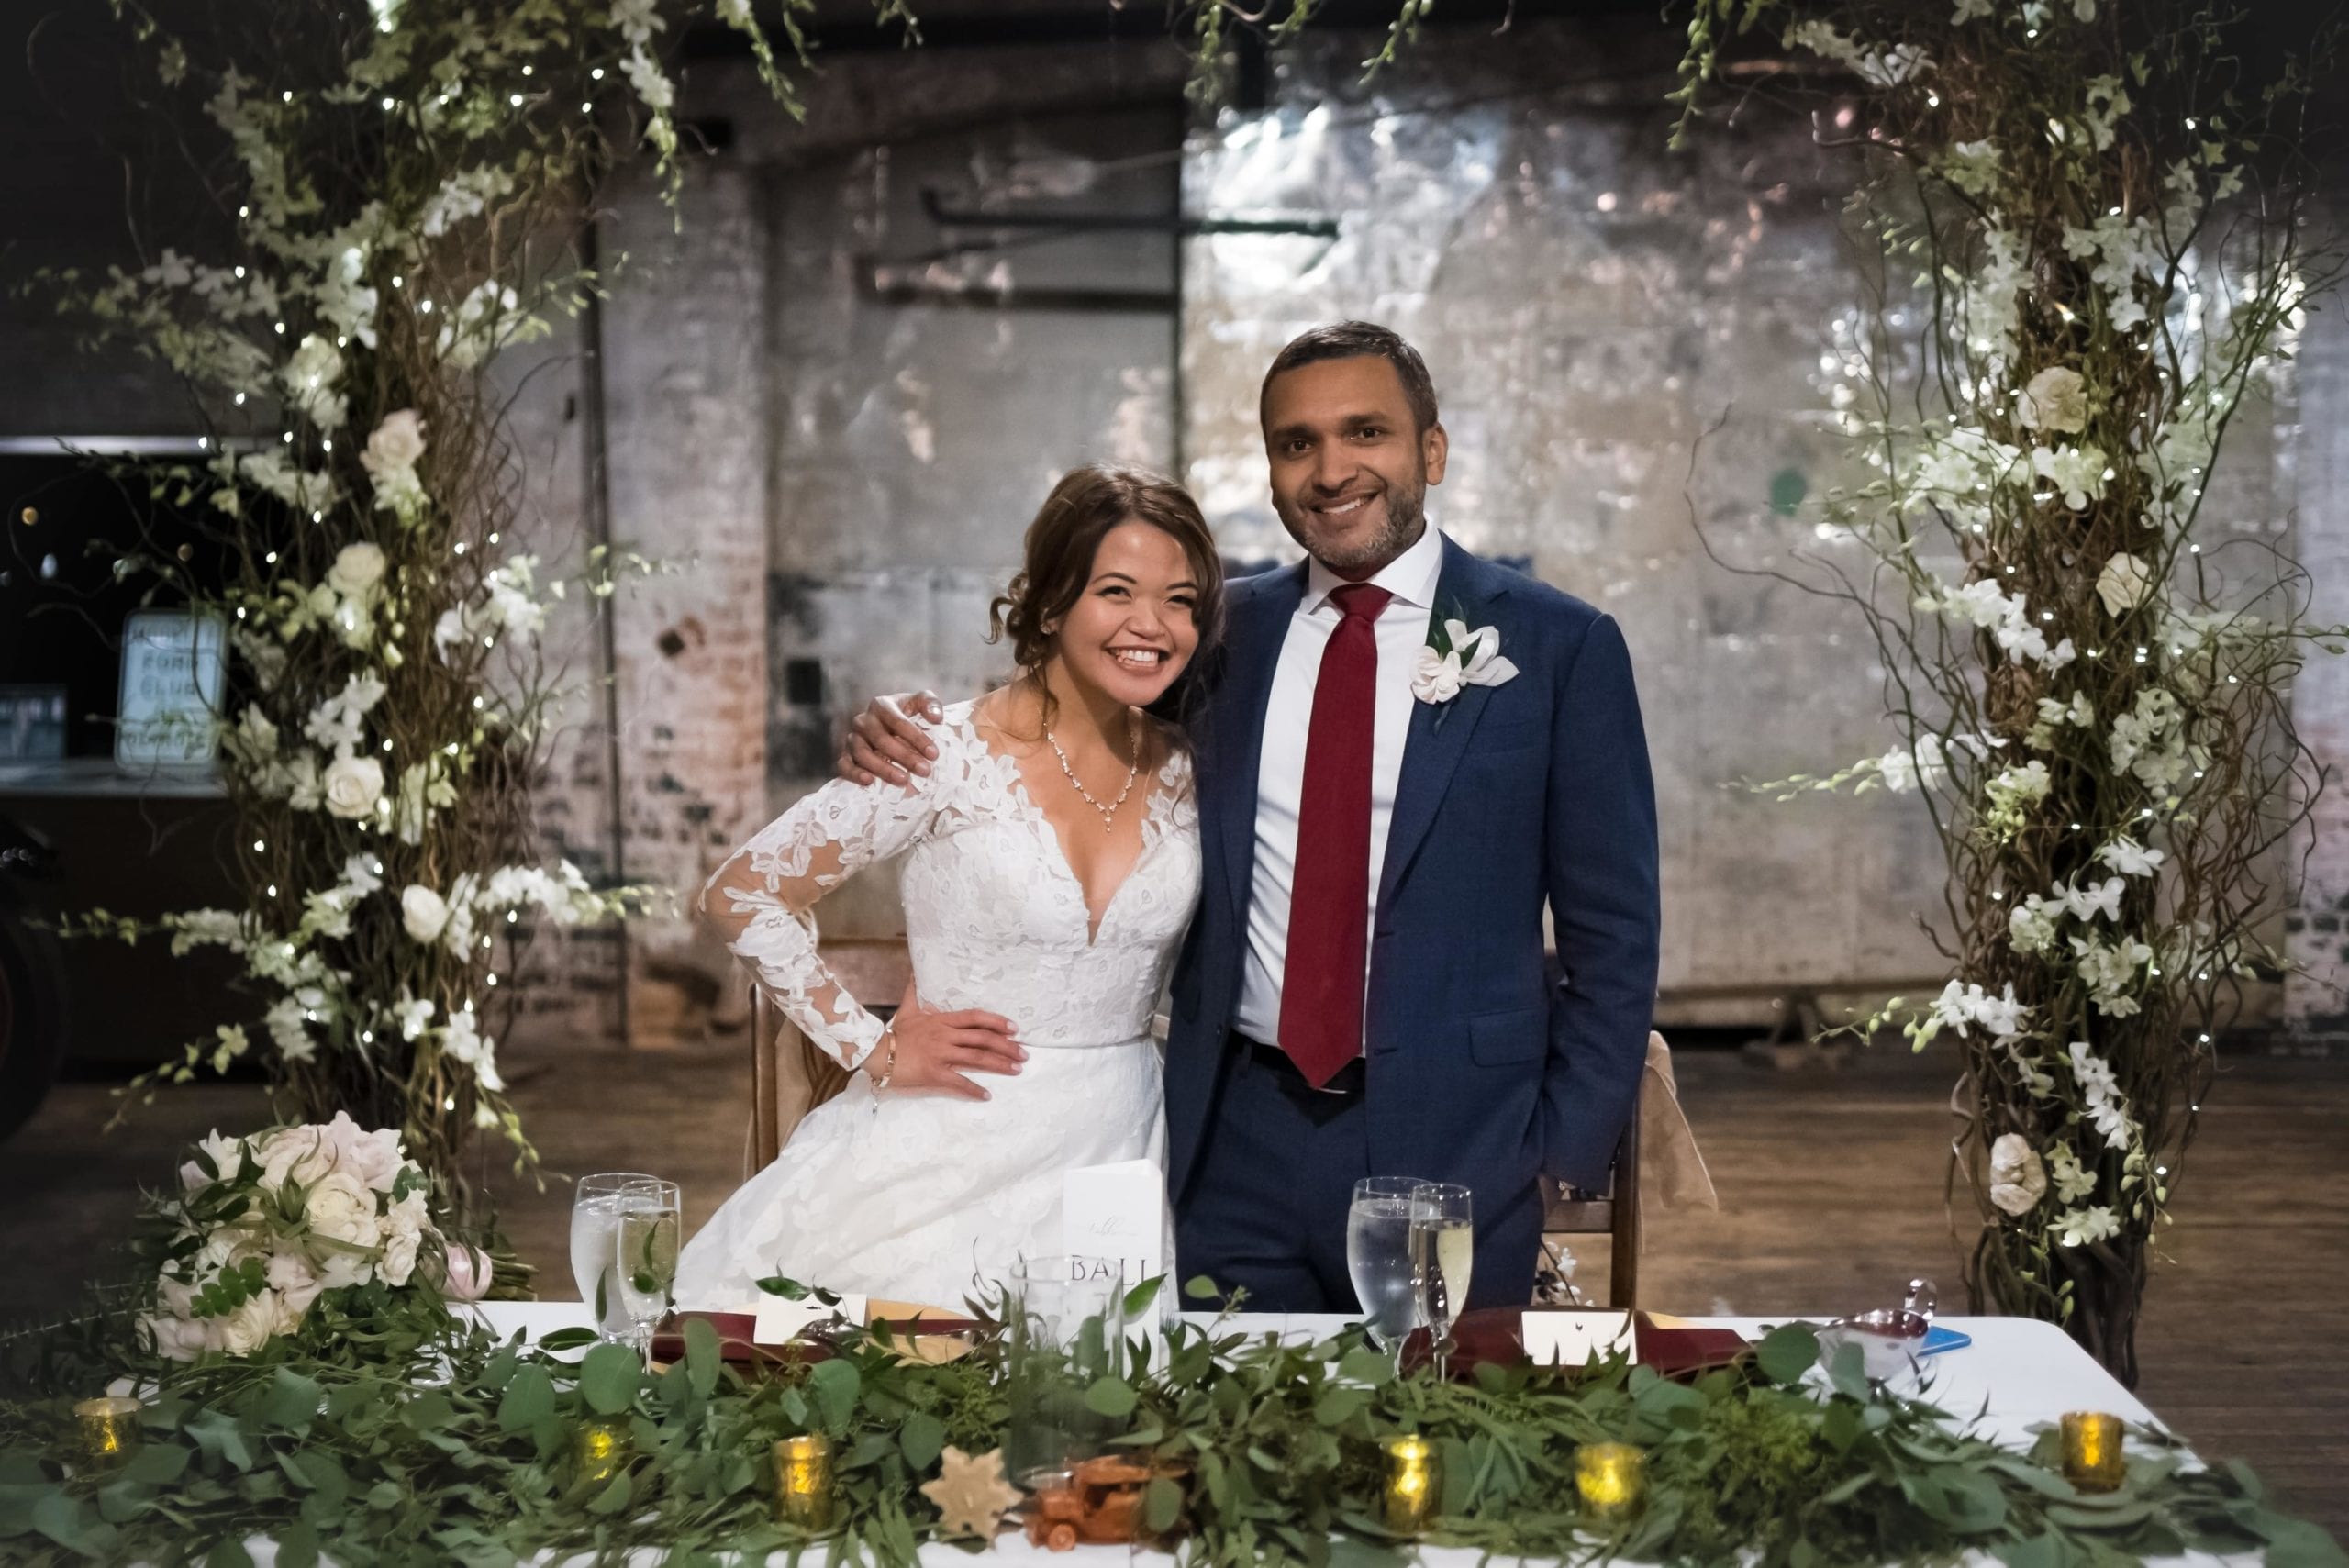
[1302, 519, 1445, 617]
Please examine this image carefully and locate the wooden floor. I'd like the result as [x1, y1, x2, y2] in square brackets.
[6, 1040, 2343, 1542]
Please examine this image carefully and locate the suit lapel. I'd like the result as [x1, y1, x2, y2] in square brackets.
[1212, 563, 1307, 929]
[1377, 539, 1514, 913]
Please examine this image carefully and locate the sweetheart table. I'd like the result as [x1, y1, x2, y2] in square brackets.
[212, 1302, 2246, 1568]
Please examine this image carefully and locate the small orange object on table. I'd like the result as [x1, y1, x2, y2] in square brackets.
[1024, 1455, 1186, 1550]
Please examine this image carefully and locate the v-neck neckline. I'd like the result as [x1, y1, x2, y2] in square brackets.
[958, 706, 1174, 949]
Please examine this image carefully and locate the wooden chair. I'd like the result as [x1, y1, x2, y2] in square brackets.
[747, 937, 911, 1173]
[1540, 1095, 1642, 1309]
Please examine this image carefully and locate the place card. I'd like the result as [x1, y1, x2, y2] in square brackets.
[1522, 1310, 1638, 1368]
[751, 1292, 867, 1347]
[1062, 1159, 1163, 1289]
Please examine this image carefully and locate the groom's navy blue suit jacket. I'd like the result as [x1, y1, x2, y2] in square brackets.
[1163, 536, 1661, 1211]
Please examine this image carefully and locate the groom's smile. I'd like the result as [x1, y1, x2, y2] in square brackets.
[1261, 353, 1449, 581]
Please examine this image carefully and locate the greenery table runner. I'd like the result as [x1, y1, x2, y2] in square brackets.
[5, 1296, 2337, 1568]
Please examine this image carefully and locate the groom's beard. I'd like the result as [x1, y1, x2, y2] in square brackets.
[1279, 469, 1429, 577]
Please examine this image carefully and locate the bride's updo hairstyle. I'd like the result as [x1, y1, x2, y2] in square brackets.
[989, 463, 1225, 725]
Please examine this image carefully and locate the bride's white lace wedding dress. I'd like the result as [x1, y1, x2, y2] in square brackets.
[674, 700, 1198, 1311]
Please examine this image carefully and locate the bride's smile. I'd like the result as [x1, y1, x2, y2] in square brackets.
[1047, 519, 1202, 712]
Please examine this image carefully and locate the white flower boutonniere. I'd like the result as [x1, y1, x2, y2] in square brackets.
[1413, 618, 1519, 705]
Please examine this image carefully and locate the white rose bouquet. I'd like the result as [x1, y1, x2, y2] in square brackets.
[138, 1112, 487, 1362]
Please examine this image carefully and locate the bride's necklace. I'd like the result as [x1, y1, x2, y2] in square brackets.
[1045, 708, 1141, 832]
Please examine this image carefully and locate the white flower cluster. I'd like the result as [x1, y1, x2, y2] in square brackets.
[141, 1113, 461, 1361]
[2069, 931, 2156, 1017]
[1898, 426, 2022, 518]
[1872, 730, 2009, 795]
[434, 553, 551, 659]
[282, 333, 347, 431]
[1978, 759, 2051, 839]
[2028, 441, 2110, 512]
[361, 408, 429, 523]
[1923, 977, 2032, 1043]
[422, 166, 518, 238]
[1915, 577, 2076, 670]
[2106, 686, 2197, 793]
[436, 280, 545, 371]
[1783, 19, 1933, 86]
[2065, 1041, 2138, 1151]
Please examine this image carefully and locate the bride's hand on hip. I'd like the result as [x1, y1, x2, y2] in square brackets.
[868, 976, 1025, 1100]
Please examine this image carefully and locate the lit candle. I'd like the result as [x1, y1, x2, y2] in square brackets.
[573, 1418, 629, 1485]
[1575, 1441, 1646, 1523]
[2060, 1411, 2125, 1494]
[1381, 1435, 1441, 1535]
[774, 1432, 836, 1530]
[73, 1396, 141, 1470]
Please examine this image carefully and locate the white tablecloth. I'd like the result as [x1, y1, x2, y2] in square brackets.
[443, 1303, 2223, 1568]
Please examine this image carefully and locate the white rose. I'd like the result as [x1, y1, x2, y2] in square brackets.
[379, 1191, 431, 1287]
[2094, 552, 2155, 617]
[1987, 1132, 2049, 1217]
[144, 1310, 210, 1362]
[2016, 365, 2089, 434]
[328, 541, 387, 599]
[255, 1125, 339, 1191]
[361, 408, 427, 476]
[323, 754, 384, 819]
[305, 1170, 381, 1251]
[266, 1250, 325, 1317]
[321, 1110, 407, 1193]
[401, 884, 451, 944]
[213, 1292, 281, 1356]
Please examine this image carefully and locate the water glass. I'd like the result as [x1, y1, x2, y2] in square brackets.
[612, 1179, 682, 1362]
[1408, 1183, 1474, 1380]
[1001, 1254, 1128, 1487]
[571, 1172, 659, 1340]
[1346, 1175, 1427, 1367]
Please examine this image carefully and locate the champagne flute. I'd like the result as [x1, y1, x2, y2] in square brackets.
[1346, 1176, 1426, 1371]
[613, 1178, 683, 1365]
[571, 1172, 658, 1341]
[1408, 1183, 1474, 1381]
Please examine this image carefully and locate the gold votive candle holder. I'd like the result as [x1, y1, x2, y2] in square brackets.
[1575, 1441, 1646, 1523]
[573, 1417, 629, 1485]
[1381, 1435, 1441, 1535]
[774, 1432, 836, 1530]
[73, 1396, 141, 1470]
[2060, 1411, 2125, 1494]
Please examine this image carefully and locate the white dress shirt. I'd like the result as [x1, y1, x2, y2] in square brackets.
[1231, 522, 1446, 1049]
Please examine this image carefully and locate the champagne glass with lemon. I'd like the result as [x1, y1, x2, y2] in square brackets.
[1408, 1183, 1474, 1380]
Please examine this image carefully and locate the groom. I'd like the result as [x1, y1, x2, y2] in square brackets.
[844, 322, 1659, 1311]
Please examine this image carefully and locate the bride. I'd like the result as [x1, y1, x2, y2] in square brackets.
[674, 464, 1223, 1310]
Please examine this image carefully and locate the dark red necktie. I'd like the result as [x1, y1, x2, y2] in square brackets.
[1279, 582, 1392, 1087]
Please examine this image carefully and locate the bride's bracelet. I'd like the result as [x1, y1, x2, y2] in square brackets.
[868, 1025, 899, 1093]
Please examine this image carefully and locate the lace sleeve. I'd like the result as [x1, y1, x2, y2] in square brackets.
[700, 764, 942, 1072]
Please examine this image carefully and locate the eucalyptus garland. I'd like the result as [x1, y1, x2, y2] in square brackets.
[1, 1290, 2337, 1568]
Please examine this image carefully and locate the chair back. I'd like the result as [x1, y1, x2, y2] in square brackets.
[748, 937, 912, 1173]
[1538, 1029, 1693, 1310]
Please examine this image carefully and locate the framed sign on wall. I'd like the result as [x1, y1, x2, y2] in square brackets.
[115, 609, 226, 769]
